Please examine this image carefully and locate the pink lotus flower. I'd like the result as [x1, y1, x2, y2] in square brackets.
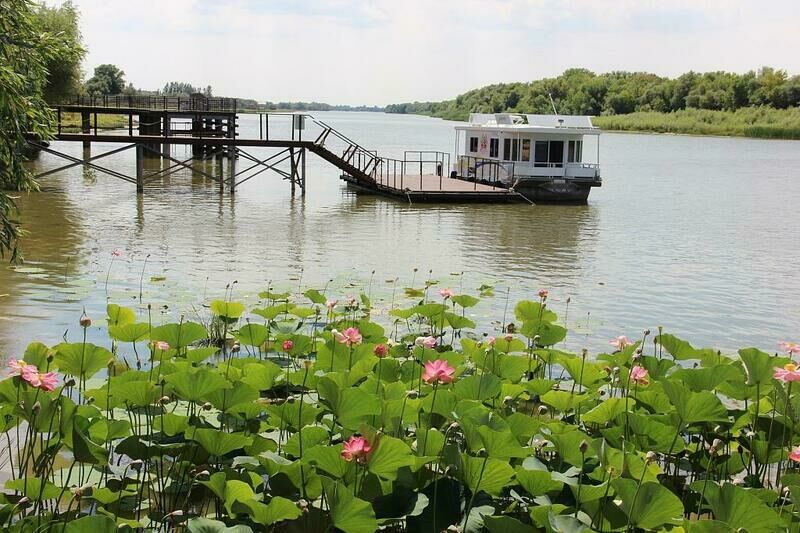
[325, 299, 338, 309]
[373, 344, 388, 358]
[439, 288, 455, 299]
[111, 248, 123, 258]
[422, 359, 455, 385]
[504, 334, 514, 342]
[37, 372, 58, 392]
[609, 336, 633, 351]
[336, 327, 362, 347]
[415, 336, 437, 349]
[154, 341, 170, 351]
[774, 363, 800, 382]
[538, 288, 548, 299]
[779, 342, 800, 356]
[282, 340, 294, 352]
[8, 359, 36, 377]
[629, 366, 649, 386]
[485, 336, 496, 347]
[790, 446, 800, 462]
[341, 435, 372, 463]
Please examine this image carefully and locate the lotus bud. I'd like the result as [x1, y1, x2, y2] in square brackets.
[65, 377, 76, 387]
[18, 496, 30, 507]
[503, 395, 513, 404]
[32, 401, 41, 415]
[304, 360, 313, 369]
[407, 390, 419, 399]
[158, 395, 171, 405]
[47, 353, 54, 363]
[607, 466, 617, 477]
[107, 359, 115, 369]
[579, 440, 589, 454]
[643, 329, 651, 336]
[129, 459, 144, 470]
[448, 422, 460, 430]
[645, 451, 657, 464]
[581, 348, 588, 359]
[710, 438, 724, 456]
[504, 334, 514, 342]
[79, 314, 92, 328]
[201, 402, 213, 411]
[537, 405, 548, 415]
[298, 499, 309, 513]
[231, 342, 241, 353]
[737, 444, 744, 454]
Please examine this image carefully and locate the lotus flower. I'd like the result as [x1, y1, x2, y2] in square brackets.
[422, 359, 455, 384]
[37, 372, 58, 392]
[282, 340, 294, 352]
[790, 446, 800, 462]
[8, 359, 37, 378]
[485, 336, 496, 347]
[415, 336, 437, 349]
[439, 288, 454, 299]
[774, 363, 800, 382]
[154, 341, 170, 351]
[373, 344, 388, 358]
[538, 288, 548, 299]
[609, 336, 633, 351]
[630, 366, 649, 386]
[325, 299, 338, 310]
[336, 327, 362, 347]
[779, 342, 800, 356]
[341, 435, 372, 463]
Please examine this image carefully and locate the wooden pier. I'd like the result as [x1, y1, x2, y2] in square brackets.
[30, 96, 522, 202]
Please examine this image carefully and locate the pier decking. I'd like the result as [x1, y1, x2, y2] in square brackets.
[29, 96, 522, 202]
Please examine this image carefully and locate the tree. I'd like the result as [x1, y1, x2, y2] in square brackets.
[85, 64, 126, 95]
[33, 0, 86, 103]
[0, 0, 71, 259]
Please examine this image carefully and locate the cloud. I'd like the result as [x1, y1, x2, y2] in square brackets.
[65, 0, 800, 105]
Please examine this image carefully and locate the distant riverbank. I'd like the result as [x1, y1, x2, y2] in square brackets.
[591, 107, 800, 140]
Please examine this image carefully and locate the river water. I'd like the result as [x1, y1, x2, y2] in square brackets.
[1, 111, 798, 356]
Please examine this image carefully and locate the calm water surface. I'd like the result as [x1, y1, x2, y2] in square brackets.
[1, 111, 799, 355]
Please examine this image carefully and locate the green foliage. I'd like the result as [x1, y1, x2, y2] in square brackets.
[84, 63, 126, 95]
[33, 0, 86, 103]
[387, 67, 800, 119]
[0, 288, 797, 531]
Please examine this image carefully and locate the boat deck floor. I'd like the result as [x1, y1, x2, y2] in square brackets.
[342, 173, 521, 203]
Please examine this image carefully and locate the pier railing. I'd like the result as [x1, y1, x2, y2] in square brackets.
[60, 95, 238, 113]
[457, 155, 515, 185]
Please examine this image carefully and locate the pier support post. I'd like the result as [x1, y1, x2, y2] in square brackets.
[217, 150, 224, 193]
[228, 147, 237, 194]
[290, 147, 296, 196]
[136, 144, 144, 193]
[81, 111, 91, 149]
[162, 116, 170, 159]
[301, 147, 306, 195]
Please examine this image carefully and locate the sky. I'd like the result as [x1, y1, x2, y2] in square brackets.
[60, 0, 800, 106]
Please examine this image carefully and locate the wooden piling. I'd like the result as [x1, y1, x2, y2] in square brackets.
[136, 144, 144, 193]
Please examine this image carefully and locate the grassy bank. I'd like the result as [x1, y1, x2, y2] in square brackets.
[592, 107, 800, 139]
[58, 111, 128, 133]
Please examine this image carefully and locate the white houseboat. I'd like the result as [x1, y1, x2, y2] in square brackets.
[452, 113, 602, 203]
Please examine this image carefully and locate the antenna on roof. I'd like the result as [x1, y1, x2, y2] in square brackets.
[548, 92, 559, 115]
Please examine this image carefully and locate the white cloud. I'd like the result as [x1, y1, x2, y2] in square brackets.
[63, 0, 800, 105]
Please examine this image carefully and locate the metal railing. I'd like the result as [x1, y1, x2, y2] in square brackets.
[456, 155, 515, 186]
[60, 95, 238, 113]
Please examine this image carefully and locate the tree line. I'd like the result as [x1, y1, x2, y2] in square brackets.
[385, 68, 800, 120]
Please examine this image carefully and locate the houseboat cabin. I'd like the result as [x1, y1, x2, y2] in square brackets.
[453, 113, 602, 203]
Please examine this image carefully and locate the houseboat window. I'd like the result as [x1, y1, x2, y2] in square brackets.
[549, 140, 564, 166]
[534, 140, 549, 167]
[503, 139, 523, 161]
[489, 138, 499, 158]
[568, 140, 583, 163]
[469, 136, 478, 153]
[521, 139, 531, 161]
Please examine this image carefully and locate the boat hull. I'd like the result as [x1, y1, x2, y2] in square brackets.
[514, 180, 598, 204]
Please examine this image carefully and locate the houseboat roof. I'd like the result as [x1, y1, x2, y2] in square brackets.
[456, 113, 601, 135]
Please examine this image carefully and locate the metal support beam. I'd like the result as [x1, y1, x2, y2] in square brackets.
[301, 147, 306, 195]
[32, 143, 135, 179]
[28, 141, 136, 183]
[136, 144, 144, 192]
[290, 147, 296, 196]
